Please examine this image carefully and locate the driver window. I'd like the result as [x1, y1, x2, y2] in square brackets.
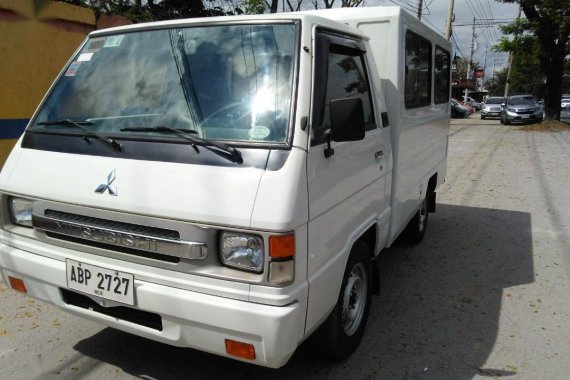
[312, 42, 375, 146]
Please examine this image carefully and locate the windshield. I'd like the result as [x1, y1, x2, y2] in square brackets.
[30, 23, 297, 145]
[508, 96, 537, 106]
[486, 98, 503, 104]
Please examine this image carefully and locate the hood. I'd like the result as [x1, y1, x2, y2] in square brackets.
[2, 148, 264, 228]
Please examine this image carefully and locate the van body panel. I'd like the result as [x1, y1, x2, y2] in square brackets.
[0, 238, 306, 369]
[5, 149, 264, 228]
[0, 7, 450, 368]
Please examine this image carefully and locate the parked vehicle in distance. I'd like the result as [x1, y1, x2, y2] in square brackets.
[500, 95, 543, 124]
[561, 96, 570, 110]
[481, 96, 504, 119]
[466, 96, 481, 110]
[451, 98, 473, 115]
[451, 100, 469, 118]
[0, 7, 451, 368]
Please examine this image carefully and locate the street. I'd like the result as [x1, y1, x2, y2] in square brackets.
[1, 115, 570, 379]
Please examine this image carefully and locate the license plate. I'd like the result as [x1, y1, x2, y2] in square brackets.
[66, 260, 135, 305]
[521, 114, 530, 119]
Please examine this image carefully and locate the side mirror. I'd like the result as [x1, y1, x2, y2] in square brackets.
[323, 98, 365, 158]
[330, 98, 365, 142]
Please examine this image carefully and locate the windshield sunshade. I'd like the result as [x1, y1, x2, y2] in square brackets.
[31, 23, 297, 145]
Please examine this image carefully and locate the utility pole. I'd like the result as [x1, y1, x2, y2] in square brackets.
[482, 45, 488, 90]
[444, 0, 455, 40]
[464, 17, 476, 103]
[416, 0, 423, 20]
[504, 5, 522, 99]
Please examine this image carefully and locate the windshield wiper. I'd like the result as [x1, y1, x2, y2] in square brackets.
[37, 119, 122, 152]
[121, 126, 243, 164]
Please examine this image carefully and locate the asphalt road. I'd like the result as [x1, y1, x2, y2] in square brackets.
[1, 114, 570, 379]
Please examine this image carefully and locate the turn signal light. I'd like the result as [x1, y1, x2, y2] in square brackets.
[269, 234, 295, 258]
[225, 339, 256, 360]
[8, 276, 27, 293]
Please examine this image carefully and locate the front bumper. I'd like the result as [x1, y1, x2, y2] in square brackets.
[481, 109, 501, 118]
[0, 239, 307, 368]
[504, 111, 543, 123]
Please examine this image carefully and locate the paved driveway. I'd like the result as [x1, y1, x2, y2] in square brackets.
[1, 116, 570, 379]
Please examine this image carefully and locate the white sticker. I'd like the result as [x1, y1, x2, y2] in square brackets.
[77, 53, 93, 62]
[104, 35, 124, 48]
[249, 125, 271, 139]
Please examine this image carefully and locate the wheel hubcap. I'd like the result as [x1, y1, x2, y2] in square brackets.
[341, 263, 368, 336]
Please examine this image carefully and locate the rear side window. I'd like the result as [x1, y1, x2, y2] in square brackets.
[405, 31, 432, 109]
[434, 46, 450, 104]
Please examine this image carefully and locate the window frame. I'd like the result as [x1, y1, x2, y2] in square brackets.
[404, 30, 433, 109]
[311, 29, 377, 146]
[434, 45, 451, 104]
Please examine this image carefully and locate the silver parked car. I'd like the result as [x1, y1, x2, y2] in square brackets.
[481, 96, 504, 119]
[500, 95, 543, 124]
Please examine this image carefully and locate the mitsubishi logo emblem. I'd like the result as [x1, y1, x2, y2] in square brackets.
[95, 170, 118, 196]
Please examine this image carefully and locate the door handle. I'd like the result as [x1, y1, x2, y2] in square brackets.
[374, 151, 384, 159]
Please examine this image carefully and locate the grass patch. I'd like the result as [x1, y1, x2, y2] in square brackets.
[517, 119, 570, 132]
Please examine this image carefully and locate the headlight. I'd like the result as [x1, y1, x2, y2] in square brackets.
[507, 107, 516, 112]
[9, 197, 33, 227]
[220, 232, 264, 273]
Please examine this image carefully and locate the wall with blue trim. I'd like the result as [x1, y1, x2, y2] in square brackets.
[0, 0, 96, 167]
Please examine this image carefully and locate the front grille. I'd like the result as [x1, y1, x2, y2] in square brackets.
[45, 210, 180, 240]
[61, 288, 163, 331]
[46, 232, 180, 263]
[43, 210, 181, 263]
[515, 110, 535, 115]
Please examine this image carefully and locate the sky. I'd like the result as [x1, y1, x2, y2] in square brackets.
[365, 0, 521, 79]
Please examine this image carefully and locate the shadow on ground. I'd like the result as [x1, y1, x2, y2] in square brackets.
[62, 203, 533, 379]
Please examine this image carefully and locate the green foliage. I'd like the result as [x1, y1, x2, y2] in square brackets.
[454, 57, 480, 79]
[485, 68, 507, 96]
[242, 0, 267, 14]
[494, 0, 570, 120]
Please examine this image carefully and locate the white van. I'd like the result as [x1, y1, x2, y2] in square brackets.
[0, 7, 450, 368]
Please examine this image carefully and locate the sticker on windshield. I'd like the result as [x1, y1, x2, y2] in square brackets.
[65, 61, 81, 77]
[104, 35, 124, 48]
[77, 53, 93, 62]
[84, 37, 105, 53]
[249, 126, 271, 139]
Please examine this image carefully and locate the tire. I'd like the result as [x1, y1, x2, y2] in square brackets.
[481, 114, 485, 120]
[504, 118, 510, 125]
[402, 195, 429, 245]
[310, 241, 372, 360]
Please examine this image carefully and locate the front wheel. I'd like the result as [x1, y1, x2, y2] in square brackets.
[310, 241, 372, 360]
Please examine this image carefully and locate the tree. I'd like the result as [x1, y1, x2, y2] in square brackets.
[495, 0, 570, 121]
[454, 57, 480, 80]
[485, 68, 508, 96]
[495, 33, 545, 97]
[60, 0, 228, 21]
